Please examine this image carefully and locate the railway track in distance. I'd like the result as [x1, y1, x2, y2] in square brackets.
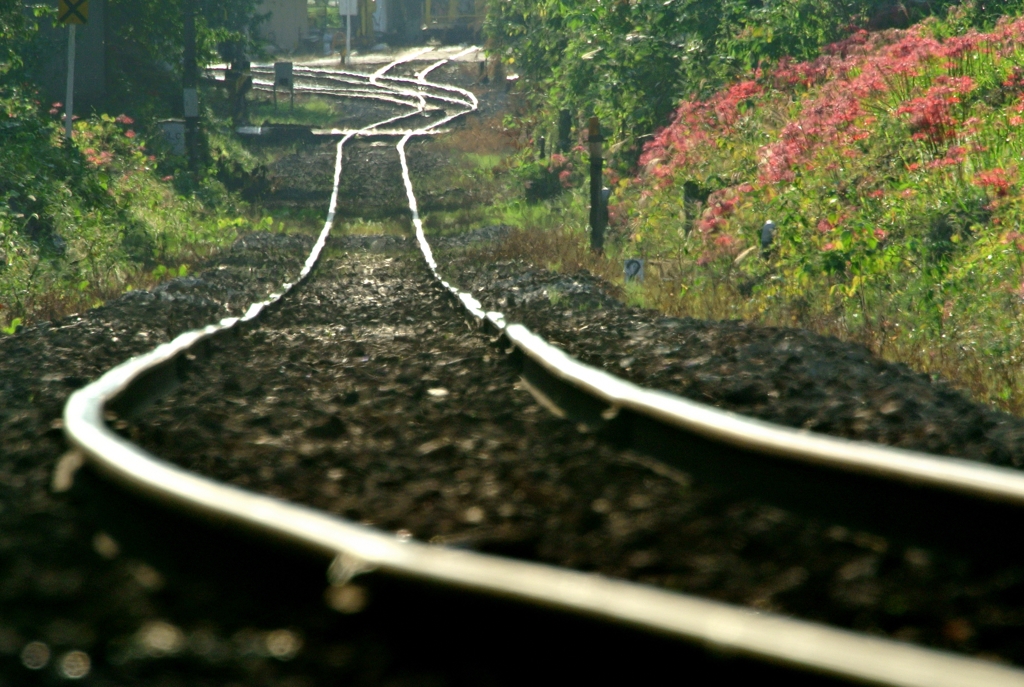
[58, 50, 1024, 686]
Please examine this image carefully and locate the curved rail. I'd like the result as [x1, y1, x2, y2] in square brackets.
[62, 51, 1024, 686]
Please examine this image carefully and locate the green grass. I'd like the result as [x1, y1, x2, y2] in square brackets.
[247, 93, 342, 127]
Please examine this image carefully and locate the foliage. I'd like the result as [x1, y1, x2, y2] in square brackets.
[486, 0, 1024, 157]
[104, 0, 267, 118]
[0, 2, 54, 78]
[598, 11, 1024, 412]
[2, 1, 268, 118]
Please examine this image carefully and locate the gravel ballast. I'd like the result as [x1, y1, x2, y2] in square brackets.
[122, 241, 1024, 667]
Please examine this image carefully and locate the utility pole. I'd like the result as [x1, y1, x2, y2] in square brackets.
[588, 116, 607, 253]
[183, 0, 199, 172]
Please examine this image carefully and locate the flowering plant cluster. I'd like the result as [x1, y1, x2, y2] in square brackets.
[613, 12, 1024, 412]
[1, 86, 242, 336]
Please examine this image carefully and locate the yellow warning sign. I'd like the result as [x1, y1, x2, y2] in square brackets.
[58, 0, 88, 24]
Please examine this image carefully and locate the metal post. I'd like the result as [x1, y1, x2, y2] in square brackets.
[64, 24, 76, 141]
[588, 116, 606, 253]
[183, 0, 199, 171]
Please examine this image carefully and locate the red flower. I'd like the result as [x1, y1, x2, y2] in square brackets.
[115, 114, 134, 125]
[896, 83, 965, 144]
[125, 130, 136, 139]
[874, 228, 887, 241]
[974, 168, 1015, 197]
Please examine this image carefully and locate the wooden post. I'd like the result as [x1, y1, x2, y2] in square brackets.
[588, 116, 606, 253]
[557, 109, 571, 153]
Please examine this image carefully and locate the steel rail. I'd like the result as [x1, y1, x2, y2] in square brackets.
[250, 79, 421, 109]
[282, 73, 475, 110]
[62, 52, 1024, 686]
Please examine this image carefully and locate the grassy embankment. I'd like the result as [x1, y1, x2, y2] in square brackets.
[483, 9, 1024, 415]
[0, 83, 322, 334]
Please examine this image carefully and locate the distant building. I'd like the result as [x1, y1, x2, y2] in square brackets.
[257, 0, 309, 52]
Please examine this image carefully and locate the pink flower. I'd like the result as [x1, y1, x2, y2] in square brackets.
[162, 175, 174, 181]
[817, 219, 834, 234]
[125, 130, 136, 139]
[822, 242, 837, 251]
[874, 228, 887, 241]
[868, 189, 885, 198]
[115, 114, 134, 125]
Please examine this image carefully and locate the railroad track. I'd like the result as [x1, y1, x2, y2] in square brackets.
[57, 50, 1024, 686]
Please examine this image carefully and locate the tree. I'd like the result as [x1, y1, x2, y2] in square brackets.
[103, 0, 266, 117]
